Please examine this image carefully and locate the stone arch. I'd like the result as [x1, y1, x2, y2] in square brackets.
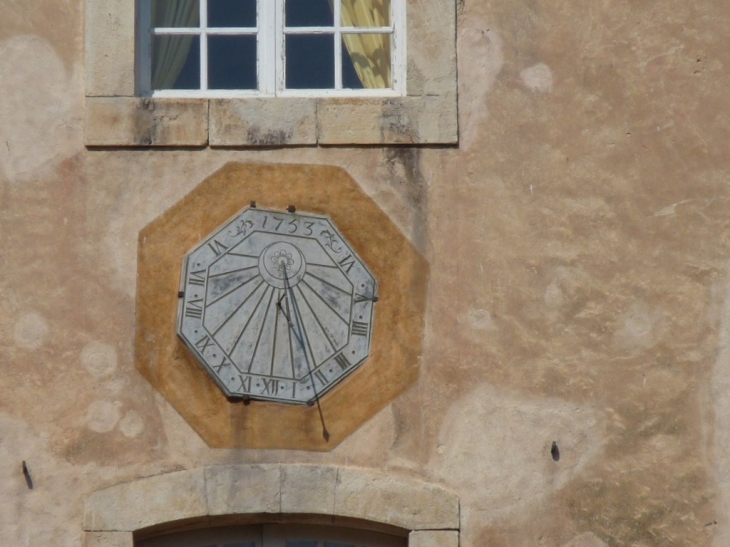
[82, 465, 459, 547]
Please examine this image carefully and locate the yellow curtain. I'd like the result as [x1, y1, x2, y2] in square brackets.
[339, 0, 392, 89]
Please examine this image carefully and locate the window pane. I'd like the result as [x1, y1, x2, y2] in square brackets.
[341, 34, 390, 89]
[285, 0, 333, 27]
[208, 35, 257, 89]
[286, 35, 334, 89]
[285, 542, 317, 547]
[341, 0, 391, 27]
[342, 39, 363, 89]
[209, 0, 256, 27]
[151, 0, 200, 27]
[152, 35, 200, 89]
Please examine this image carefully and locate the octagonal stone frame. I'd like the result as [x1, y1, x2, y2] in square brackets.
[136, 163, 429, 450]
[82, 465, 459, 547]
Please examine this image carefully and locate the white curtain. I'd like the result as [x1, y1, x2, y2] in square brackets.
[151, 0, 199, 89]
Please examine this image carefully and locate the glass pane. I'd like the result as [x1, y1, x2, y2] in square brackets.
[208, 35, 257, 89]
[341, 0, 391, 27]
[341, 34, 390, 89]
[286, 35, 334, 89]
[285, 0, 333, 27]
[285, 542, 317, 547]
[209, 0, 256, 27]
[152, 35, 200, 89]
[151, 0, 200, 27]
[342, 39, 363, 89]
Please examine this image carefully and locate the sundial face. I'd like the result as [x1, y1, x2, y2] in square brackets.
[177, 207, 377, 404]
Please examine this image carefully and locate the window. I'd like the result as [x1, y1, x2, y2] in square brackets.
[138, 0, 405, 97]
[85, 0, 457, 146]
[137, 523, 407, 547]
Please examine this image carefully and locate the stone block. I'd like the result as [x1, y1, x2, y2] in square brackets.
[210, 98, 317, 146]
[315, 98, 413, 145]
[83, 469, 207, 531]
[85, 0, 135, 96]
[281, 465, 337, 515]
[409, 531, 459, 547]
[85, 98, 209, 147]
[205, 465, 281, 515]
[406, 0, 457, 98]
[316, 95, 457, 145]
[404, 95, 458, 145]
[335, 468, 459, 530]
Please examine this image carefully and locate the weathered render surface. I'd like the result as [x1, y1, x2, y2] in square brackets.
[2, 0, 730, 546]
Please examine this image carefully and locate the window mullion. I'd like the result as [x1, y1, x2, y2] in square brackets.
[274, 0, 285, 95]
[392, 0, 406, 94]
[200, 0, 208, 91]
[334, 0, 342, 90]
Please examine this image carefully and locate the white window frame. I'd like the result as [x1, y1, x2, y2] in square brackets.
[137, 0, 406, 98]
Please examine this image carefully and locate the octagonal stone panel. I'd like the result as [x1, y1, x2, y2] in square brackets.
[135, 163, 428, 449]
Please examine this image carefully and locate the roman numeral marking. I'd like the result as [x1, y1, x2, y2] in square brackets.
[212, 356, 230, 373]
[239, 375, 251, 393]
[208, 239, 228, 256]
[185, 298, 203, 319]
[352, 321, 369, 336]
[194, 334, 214, 353]
[188, 269, 206, 286]
[313, 370, 328, 386]
[334, 353, 352, 371]
[338, 253, 355, 274]
[262, 378, 279, 395]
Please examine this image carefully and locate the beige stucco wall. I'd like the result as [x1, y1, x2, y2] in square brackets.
[2, 0, 730, 545]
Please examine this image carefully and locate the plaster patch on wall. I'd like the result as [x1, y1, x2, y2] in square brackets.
[611, 302, 666, 353]
[544, 280, 565, 309]
[13, 312, 49, 350]
[81, 342, 118, 377]
[119, 410, 145, 438]
[461, 308, 497, 331]
[457, 19, 504, 151]
[0, 35, 81, 183]
[521, 63, 555, 93]
[429, 383, 604, 525]
[86, 400, 122, 433]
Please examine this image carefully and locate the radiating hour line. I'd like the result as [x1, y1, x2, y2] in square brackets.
[305, 262, 340, 268]
[295, 285, 337, 351]
[211, 278, 265, 336]
[304, 271, 352, 295]
[300, 279, 350, 324]
[246, 287, 276, 373]
[269, 289, 281, 377]
[289, 288, 318, 381]
[227, 251, 259, 258]
[228, 284, 270, 356]
[208, 264, 258, 279]
[206, 272, 261, 306]
[283, 292, 297, 380]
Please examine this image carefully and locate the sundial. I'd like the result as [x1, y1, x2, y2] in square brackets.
[177, 206, 377, 405]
